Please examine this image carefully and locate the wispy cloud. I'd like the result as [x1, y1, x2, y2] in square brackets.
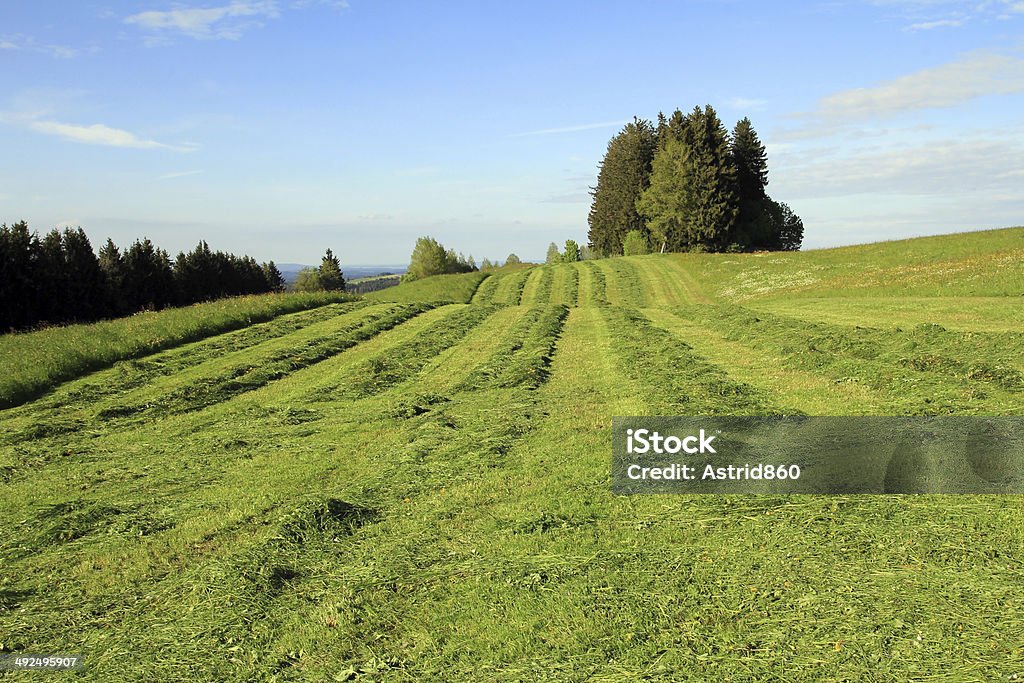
[26, 120, 198, 151]
[782, 50, 1024, 139]
[0, 34, 89, 58]
[125, 1, 280, 41]
[154, 169, 205, 180]
[512, 120, 626, 137]
[874, 0, 1024, 30]
[772, 137, 1024, 198]
[907, 18, 964, 30]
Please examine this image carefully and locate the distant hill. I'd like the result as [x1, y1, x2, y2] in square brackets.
[277, 263, 407, 285]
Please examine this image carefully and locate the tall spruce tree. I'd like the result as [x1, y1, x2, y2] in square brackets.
[636, 132, 694, 252]
[98, 238, 127, 316]
[262, 261, 286, 292]
[638, 105, 738, 251]
[730, 117, 772, 249]
[318, 248, 345, 291]
[587, 117, 657, 255]
[62, 227, 105, 321]
[37, 229, 69, 323]
[0, 222, 41, 330]
[123, 238, 175, 310]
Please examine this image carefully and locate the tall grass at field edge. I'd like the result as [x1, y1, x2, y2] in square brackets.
[0, 291, 355, 409]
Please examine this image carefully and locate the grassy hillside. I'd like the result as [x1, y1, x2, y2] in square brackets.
[1, 228, 1022, 680]
[365, 270, 490, 304]
[0, 291, 355, 409]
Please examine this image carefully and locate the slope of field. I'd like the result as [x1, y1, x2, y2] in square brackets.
[1, 228, 1022, 681]
[0, 291, 355, 410]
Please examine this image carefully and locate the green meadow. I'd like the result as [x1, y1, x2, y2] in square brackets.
[2, 228, 1023, 681]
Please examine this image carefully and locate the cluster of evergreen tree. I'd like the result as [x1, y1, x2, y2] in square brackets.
[402, 236, 478, 282]
[588, 106, 803, 255]
[0, 221, 286, 332]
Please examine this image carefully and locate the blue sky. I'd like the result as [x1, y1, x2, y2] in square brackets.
[2, 1, 1022, 264]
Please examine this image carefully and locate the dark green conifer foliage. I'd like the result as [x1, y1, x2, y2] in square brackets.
[262, 261, 286, 292]
[37, 229, 69, 323]
[123, 238, 175, 311]
[638, 105, 738, 251]
[318, 248, 346, 291]
[730, 117, 772, 248]
[587, 117, 657, 255]
[98, 238, 128, 316]
[0, 221, 41, 330]
[62, 227, 105, 321]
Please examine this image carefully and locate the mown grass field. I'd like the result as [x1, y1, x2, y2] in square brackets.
[1, 228, 1023, 681]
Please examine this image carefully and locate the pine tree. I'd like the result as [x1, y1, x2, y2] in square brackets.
[587, 117, 657, 255]
[562, 239, 581, 262]
[0, 222, 41, 330]
[730, 117, 772, 249]
[123, 238, 174, 311]
[636, 133, 694, 252]
[638, 105, 738, 252]
[263, 261, 286, 292]
[98, 238, 127, 316]
[37, 229, 69, 323]
[318, 248, 345, 291]
[545, 242, 561, 264]
[62, 227, 105, 321]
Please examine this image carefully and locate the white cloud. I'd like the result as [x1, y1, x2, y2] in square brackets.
[0, 34, 86, 58]
[907, 18, 964, 29]
[27, 120, 198, 151]
[512, 120, 626, 137]
[772, 137, 1024, 198]
[874, 0, 1024, 28]
[782, 51, 1024, 139]
[125, 1, 280, 40]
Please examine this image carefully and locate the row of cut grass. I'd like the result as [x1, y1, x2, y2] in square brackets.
[676, 304, 1024, 415]
[0, 291, 355, 409]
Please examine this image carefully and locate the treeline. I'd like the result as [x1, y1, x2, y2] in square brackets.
[403, 236, 525, 280]
[0, 221, 287, 332]
[402, 236, 479, 282]
[588, 105, 803, 255]
[347, 275, 401, 295]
